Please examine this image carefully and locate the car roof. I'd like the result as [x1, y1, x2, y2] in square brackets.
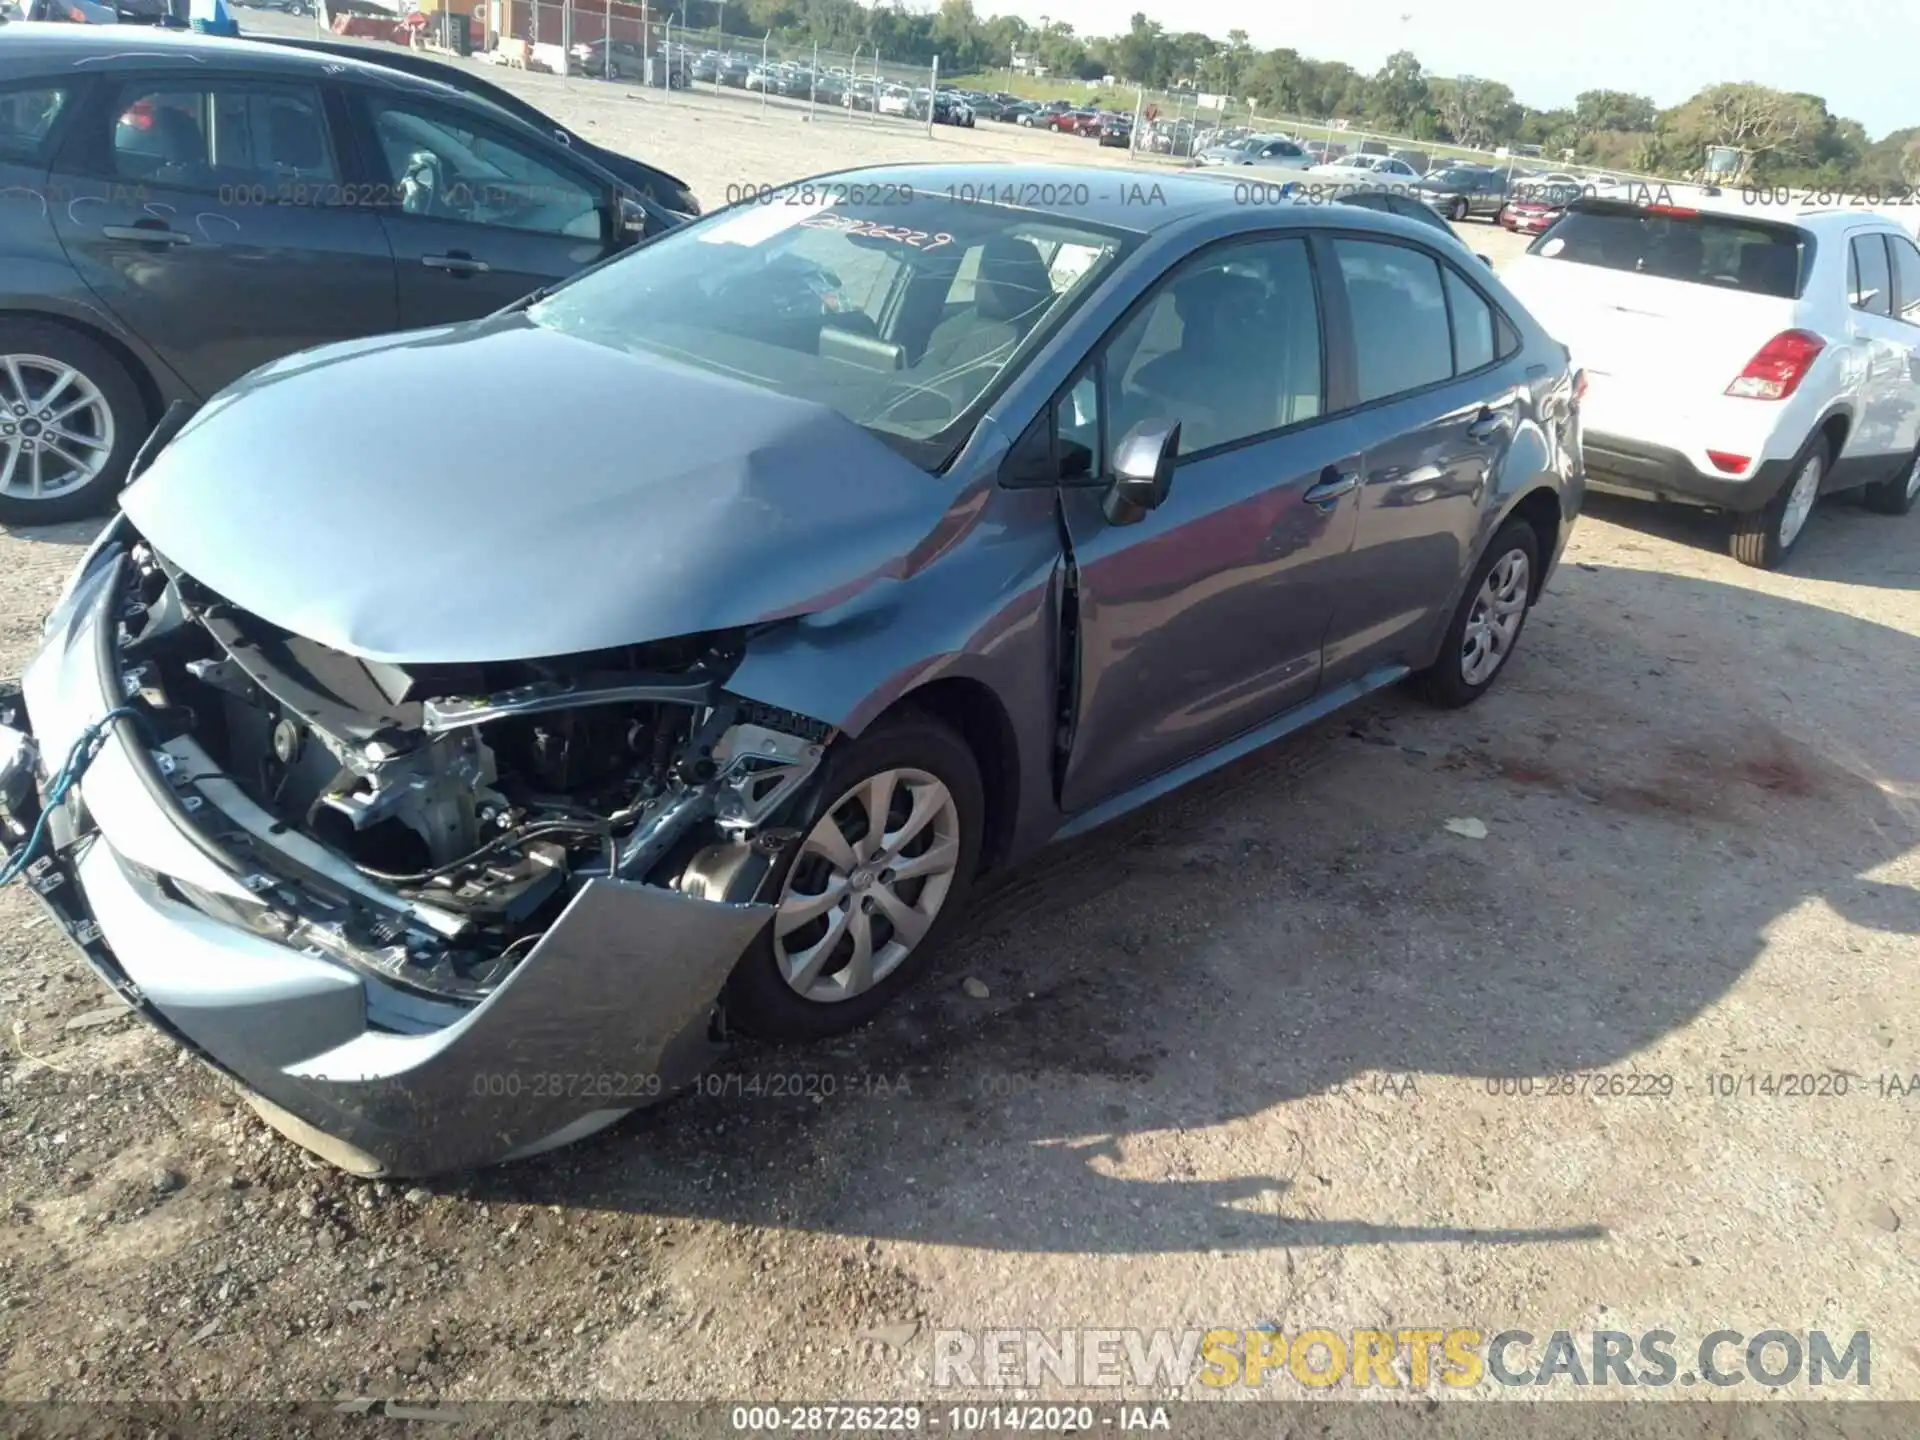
[810, 163, 1484, 245]
[0, 20, 457, 97]
[1568, 186, 1905, 233]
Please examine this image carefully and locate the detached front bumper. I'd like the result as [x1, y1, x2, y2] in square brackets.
[1, 545, 773, 1177]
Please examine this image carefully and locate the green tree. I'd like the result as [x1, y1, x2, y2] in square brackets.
[1651, 82, 1827, 181]
[1432, 76, 1519, 149]
[1574, 89, 1656, 135]
[1368, 49, 1431, 132]
[1110, 12, 1169, 86]
[930, 0, 986, 71]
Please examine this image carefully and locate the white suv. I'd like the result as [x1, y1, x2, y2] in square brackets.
[1502, 194, 1920, 568]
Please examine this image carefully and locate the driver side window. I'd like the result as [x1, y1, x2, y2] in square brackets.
[361, 95, 602, 239]
[1087, 235, 1324, 462]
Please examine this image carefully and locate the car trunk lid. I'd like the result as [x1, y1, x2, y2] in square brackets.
[1502, 200, 1809, 406]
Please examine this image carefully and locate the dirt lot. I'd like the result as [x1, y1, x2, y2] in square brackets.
[0, 27, 1916, 1422]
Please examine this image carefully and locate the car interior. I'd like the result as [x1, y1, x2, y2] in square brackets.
[371, 106, 601, 239]
[1108, 244, 1323, 455]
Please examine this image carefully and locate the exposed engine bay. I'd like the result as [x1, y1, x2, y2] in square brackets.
[114, 541, 832, 1007]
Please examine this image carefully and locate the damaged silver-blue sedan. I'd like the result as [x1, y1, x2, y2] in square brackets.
[0, 163, 1585, 1176]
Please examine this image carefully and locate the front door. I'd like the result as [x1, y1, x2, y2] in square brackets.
[1057, 233, 1364, 816]
[46, 74, 397, 397]
[339, 87, 617, 327]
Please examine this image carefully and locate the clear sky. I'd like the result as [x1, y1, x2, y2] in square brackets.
[988, 0, 1914, 140]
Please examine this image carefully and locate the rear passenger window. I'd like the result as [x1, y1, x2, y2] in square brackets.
[1850, 235, 1893, 317]
[1443, 266, 1495, 373]
[111, 83, 336, 193]
[0, 86, 68, 162]
[1888, 236, 1920, 325]
[1495, 311, 1521, 360]
[1335, 238, 1452, 403]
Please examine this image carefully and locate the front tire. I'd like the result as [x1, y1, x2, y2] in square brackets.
[720, 711, 984, 1041]
[1730, 433, 1827, 569]
[1449, 197, 1469, 222]
[1862, 443, 1920, 516]
[1413, 519, 1541, 708]
[0, 321, 148, 526]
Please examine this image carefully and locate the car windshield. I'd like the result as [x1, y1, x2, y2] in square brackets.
[527, 191, 1136, 467]
[1529, 205, 1808, 298]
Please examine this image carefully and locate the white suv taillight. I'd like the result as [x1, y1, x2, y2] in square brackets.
[1726, 330, 1826, 401]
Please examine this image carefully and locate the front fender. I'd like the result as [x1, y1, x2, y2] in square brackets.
[726, 483, 1067, 858]
[727, 484, 1063, 737]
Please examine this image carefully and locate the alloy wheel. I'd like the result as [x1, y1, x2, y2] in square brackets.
[1906, 453, 1920, 500]
[0, 354, 116, 503]
[774, 767, 962, 1003]
[1778, 451, 1822, 548]
[1460, 548, 1530, 686]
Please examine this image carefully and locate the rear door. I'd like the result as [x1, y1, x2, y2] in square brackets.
[337, 85, 619, 326]
[45, 70, 397, 398]
[1475, 169, 1508, 216]
[1319, 234, 1524, 684]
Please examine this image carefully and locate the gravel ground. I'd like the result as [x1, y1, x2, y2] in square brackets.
[0, 24, 1915, 1420]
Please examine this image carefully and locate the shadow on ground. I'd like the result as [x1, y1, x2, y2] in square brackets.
[1582, 490, 1920, 590]
[453, 563, 1920, 1252]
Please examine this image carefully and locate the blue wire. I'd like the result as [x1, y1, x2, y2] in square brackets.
[0, 706, 147, 891]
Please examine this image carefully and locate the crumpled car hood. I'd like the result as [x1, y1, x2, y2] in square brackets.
[120, 317, 959, 664]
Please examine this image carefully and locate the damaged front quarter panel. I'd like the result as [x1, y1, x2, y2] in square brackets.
[13, 547, 854, 1174]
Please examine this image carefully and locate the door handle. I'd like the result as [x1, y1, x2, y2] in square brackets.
[1303, 466, 1359, 508]
[1466, 409, 1505, 442]
[102, 224, 190, 245]
[422, 252, 490, 273]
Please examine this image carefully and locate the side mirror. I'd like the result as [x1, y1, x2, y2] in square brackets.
[618, 195, 651, 241]
[1104, 419, 1180, 525]
[1477, 253, 1493, 267]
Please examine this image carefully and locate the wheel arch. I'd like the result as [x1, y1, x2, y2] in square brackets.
[1814, 404, 1852, 464]
[879, 675, 1021, 878]
[1501, 485, 1563, 600]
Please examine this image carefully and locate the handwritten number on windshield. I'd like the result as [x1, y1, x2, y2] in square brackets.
[798, 214, 954, 252]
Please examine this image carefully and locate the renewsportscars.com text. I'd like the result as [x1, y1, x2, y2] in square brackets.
[931, 1327, 1871, 1390]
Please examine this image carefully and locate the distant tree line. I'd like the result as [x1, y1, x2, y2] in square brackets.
[683, 0, 1914, 185]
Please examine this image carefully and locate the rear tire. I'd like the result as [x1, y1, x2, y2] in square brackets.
[1730, 433, 1828, 569]
[1413, 519, 1541, 709]
[1862, 443, 1920, 516]
[719, 712, 984, 1042]
[0, 321, 149, 526]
